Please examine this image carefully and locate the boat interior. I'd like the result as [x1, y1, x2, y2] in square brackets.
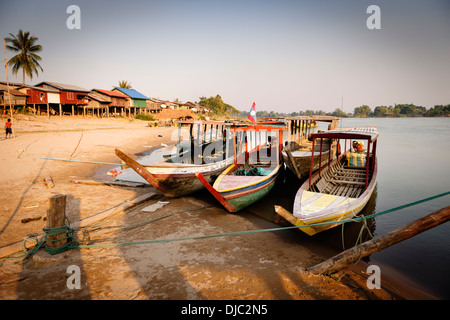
[167, 136, 234, 165]
[310, 152, 373, 198]
[286, 137, 332, 153]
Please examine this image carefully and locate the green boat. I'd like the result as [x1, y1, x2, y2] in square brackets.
[196, 126, 283, 213]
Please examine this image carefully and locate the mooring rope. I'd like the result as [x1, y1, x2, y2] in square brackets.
[68, 190, 450, 251]
[1, 191, 449, 263]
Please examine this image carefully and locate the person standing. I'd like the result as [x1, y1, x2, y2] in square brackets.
[5, 118, 12, 139]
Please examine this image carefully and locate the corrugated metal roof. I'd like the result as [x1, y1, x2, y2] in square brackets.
[34, 81, 90, 92]
[113, 87, 149, 100]
[0, 84, 29, 96]
[92, 88, 128, 98]
[23, 85, 60, 93]
[88, 93, 110, 103]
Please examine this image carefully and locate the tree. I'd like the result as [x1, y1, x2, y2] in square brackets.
[5, 29, 43, 85]
[118, 80, 132, 89]
[353, 105, 372, 117]
[373, 106, 388, 117]
[198, 94, 239, 115]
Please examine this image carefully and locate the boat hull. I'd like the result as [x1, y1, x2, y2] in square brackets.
[282, 148, 332, 179]
[116, 148, 233, 197]
[220, 167, 280, 212]
[293, 157, 378, 235]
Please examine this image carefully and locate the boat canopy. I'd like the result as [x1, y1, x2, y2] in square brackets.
[311, 126, 379, 142]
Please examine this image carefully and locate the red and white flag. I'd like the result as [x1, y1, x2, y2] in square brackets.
[248, 102, 257, 125]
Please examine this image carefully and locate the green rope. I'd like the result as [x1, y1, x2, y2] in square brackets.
[42, 217, 77, 255]
[68, 190, 450, 250]
[2, 191, 448, 263]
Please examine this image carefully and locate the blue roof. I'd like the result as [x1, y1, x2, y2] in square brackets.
[113, 87, 149, 100]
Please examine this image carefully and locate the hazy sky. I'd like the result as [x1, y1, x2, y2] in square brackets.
[1, 0, 449, 113]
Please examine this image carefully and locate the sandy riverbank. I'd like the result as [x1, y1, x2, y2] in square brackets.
[0, 115, 438, 300]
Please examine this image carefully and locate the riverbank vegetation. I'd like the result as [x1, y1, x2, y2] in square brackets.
[231, 103, 450, 119]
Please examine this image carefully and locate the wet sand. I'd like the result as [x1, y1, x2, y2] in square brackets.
[0, 115, 439, 300]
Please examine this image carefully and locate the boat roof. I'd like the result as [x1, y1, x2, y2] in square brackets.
[312, 126, 379, 141]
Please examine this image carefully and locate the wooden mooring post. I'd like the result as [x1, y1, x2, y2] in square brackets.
[307, 206, 450, 274]
[46, 194, 68, 249]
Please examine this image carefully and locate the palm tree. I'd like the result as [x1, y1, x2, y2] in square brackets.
[118, 80, 132, 89]
[5, 29, 43, 85]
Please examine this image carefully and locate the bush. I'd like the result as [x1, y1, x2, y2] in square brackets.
[135, 113, 155, 121]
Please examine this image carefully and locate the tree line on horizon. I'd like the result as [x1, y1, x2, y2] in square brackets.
[4, 29, 448, 119]
[226, 103, 450, 119]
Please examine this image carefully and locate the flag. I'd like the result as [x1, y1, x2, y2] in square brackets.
[248, 102, 257, 125]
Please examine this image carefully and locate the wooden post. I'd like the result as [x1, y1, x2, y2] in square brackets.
[307, 206, 450, 275]
[59, 103, 62, 117]
[46, 194, 67, 249]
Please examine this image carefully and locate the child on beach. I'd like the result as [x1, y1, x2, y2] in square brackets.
[5, 119, 12, 139]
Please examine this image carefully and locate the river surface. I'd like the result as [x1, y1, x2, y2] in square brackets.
[115, 117, 450, 298]
[338, 117, 450, 298]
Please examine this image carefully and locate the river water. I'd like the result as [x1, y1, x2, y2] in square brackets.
[116, 117, 450, 298]
[338, 117, 450, 298]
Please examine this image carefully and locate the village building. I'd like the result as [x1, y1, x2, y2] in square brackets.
[146, 98, 163, 114]
[112, 87, 149, 117]
[185, 101, 211, 115]
[34, 81, 90, 116]
[85, 92, 110, 117]
[0, 84, 28, 115]
[91, 88, 129, 117]
[16, 85, 60, 116]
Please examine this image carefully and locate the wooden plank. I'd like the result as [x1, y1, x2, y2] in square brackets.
[71, 179, 145, 188]
[195, 172, 236, 212]
[307, 206, 450, 274]
[115, 148, 167, 194]
[329, 179, 365, 185]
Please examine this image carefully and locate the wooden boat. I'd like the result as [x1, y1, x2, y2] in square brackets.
[115, 120, 235, 197]
[257, 117, 286, 128]
[196, 126, 283, 212]
[282, 115, 340, 179]
[275, 126, 379, 235]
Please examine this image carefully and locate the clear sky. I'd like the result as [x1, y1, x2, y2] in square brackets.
[1, 0, 449, 113]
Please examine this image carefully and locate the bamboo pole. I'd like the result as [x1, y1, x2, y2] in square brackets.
[3, 38, 20, 158]
[307, 206, 450, 274]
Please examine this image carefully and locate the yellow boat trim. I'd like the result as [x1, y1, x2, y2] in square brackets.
[300, 190, 315, 202]
[300, 195, 370, 225]
[294, 219, 316, 236]
[214, 164, 281, 192]
[301, 191, 338, 209]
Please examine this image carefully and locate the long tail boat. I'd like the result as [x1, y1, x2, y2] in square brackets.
[115, 120, 235, 197]
[282, 115, 341, 179]
[275, 126, 379, 235]
[196, 126, 283, 212]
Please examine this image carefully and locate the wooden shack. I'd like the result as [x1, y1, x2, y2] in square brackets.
[85, 93, 110, 117]
[112, 87, 149, 116]
[91, 89, 128, 117]
[34, 81, 90, 116]
[18, 85, 60, 116]
[0, 84, 28, 114]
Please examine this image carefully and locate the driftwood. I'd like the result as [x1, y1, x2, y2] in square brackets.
[307, 206, 450, 274]
[44, 176, 55, 189]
